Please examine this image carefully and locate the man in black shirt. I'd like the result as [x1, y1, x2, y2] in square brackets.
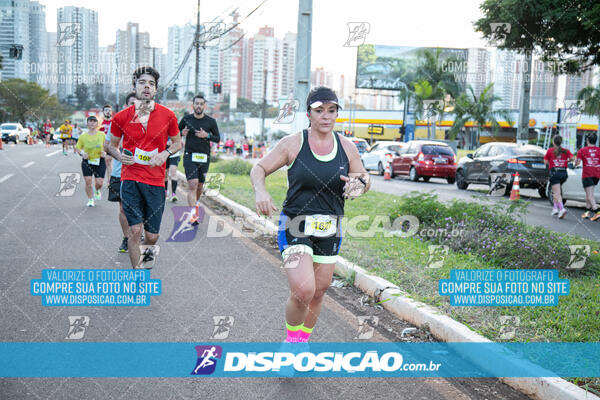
[179, 94, 220, 224]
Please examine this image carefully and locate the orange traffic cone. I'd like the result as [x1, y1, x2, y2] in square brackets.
[509, 173, 520, 200]
[384, 160, 391, 180]
[0, 138, 3, 150]
[28, 136, 33, 145]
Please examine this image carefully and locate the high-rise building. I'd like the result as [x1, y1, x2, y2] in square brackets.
[45, 32, 57, 94]
[219, 10, 244, 110]
[242, 26, 297, 105]
[466, 48, 490, 98]
[116, 22, 151, 74]
[56, 6, 98, 101]
[311, 67, 333, 88]
[530, 57, 559, 111]
[98, 45, 117, 103]
[0, 0, 34, 81]
[564, 68, 594, 101]
[28, 1, 47, 87]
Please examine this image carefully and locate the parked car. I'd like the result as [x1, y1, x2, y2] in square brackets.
[350, 138, 369, 155]
[360, 141, 404, 175]
[546, 164, 600, 206]
[456, 143, 548, 196]
[1, 123, 29, 144]
[390, 140, 456, 183]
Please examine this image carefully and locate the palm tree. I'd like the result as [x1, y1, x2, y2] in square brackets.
[448, 83, 512, 147]
[577, 85, 600, 134]
[413, 80, 445, 139]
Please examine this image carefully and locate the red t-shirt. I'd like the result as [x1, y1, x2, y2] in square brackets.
[43, 123, 52, 134]
[577, 146, 600, 178]
[110, 104, 180, 187]
[99, 119, 111, 134]
[544, 148, 573, 169]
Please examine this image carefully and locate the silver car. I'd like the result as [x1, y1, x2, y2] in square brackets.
[546, 165, 600, 206]
[360, 141, 404, 175]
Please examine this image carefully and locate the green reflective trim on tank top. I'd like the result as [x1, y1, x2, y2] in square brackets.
[311, 132, 337, 162]
[287, 131, 304, 169]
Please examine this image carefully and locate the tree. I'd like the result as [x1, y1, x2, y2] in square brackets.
[476, 0, 600, 74]
[449, 83, 512, 147]
[474, 0, 600, 143]
[413, 80, 445, 139]
[236, 97, 261, 117]
[75, 83, 91, 109]
[578, 85, 600, 134]
[413, 48, 465, 99]
[0, 79, 71, 124]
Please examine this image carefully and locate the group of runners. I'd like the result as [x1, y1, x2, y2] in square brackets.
[39, 65, 371, 343]
[544, 133, 600, 220]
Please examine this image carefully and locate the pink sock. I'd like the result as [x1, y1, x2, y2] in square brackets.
[297, 330, 311, 342]
[285, 323, 302, 343]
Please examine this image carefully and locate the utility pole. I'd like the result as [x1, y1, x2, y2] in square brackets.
[292, 0, 312, 134]
[517, 50, 533, 145]
[261, 69, 268, 141]
[194, 0, 201, 94]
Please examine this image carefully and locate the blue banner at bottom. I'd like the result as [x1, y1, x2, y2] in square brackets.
[1, 342, 599, 378]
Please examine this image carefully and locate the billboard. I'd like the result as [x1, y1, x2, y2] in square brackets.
[355, 45, 469, 91]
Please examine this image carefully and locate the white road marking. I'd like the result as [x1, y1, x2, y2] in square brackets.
[22, 161, 35, 169]
[45, 150, 61, 157]
[0, 174, 14, 183]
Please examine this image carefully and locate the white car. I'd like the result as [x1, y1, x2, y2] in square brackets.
[1, 123, 29, 143]
[546, 165, 600, 206]
[360, 140, 405, 175]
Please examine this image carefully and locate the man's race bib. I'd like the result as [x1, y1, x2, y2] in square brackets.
[61, 134, 69, 139]
[88, 158, 100, 166]
[191, 153, 208, 163]
[304, 215, 337, 237]
[134, 147, 158, 165]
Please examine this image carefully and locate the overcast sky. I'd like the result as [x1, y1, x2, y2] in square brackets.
[43, 0, 489, 77]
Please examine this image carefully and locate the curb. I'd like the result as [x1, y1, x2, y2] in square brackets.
[177, 170, 598, 400]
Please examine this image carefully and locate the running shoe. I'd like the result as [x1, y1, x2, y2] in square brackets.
[119, 237, 128, 253]
[86, 198, 94, 207]
[94, 189, 101, 200]
[170, 194, 178, 202]
[551, 208, 559, 216]
[582, 210, 591, 219]
[189, 214, 200, 226]
[591, 211, 600, 222]
[137, 248, 154, 269]
[558, 208, 567, 219]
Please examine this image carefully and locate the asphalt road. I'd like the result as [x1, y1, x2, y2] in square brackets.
[370, 173, 600, 242]
[0, 143, 530, 400]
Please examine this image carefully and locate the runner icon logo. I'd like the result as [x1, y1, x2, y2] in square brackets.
[274, 100, 299, 124]
[167, 207, 203, 242]
[191, 345, 222, 375]
[567, 245, 590, 270]
[65, 316, 89, 340]
[498, 316, 520, 340]
[211, 316, 234, 339]
[489, 23, 511, 46]
[355, 316, 378, 340]
[57, 23, 80, 47]
[344, 22, 370, 47]
[427, 245, 449, 269]
[203, 173, 225, 197]
[56, 172, 81, 197]
[562, 100, 585, 124]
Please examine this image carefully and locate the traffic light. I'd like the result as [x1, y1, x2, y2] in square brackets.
[173, 83, 178, 92]
[212, 82, 222, 94]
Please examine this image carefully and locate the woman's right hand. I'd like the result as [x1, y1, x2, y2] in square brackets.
[255, 190, 278, 216]
[81, 151, 88, 160]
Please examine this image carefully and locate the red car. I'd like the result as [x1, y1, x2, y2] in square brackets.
[390, 140, 457, 183]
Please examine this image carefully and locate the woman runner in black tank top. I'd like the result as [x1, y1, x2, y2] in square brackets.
[250, 87, 371, 344]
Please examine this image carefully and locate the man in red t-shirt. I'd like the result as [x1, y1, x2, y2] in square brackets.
[108, 66, 182, 269]
[576, 133, 600, 220]
[544, 135, 575, 219]
[100, 104, 113, 180]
